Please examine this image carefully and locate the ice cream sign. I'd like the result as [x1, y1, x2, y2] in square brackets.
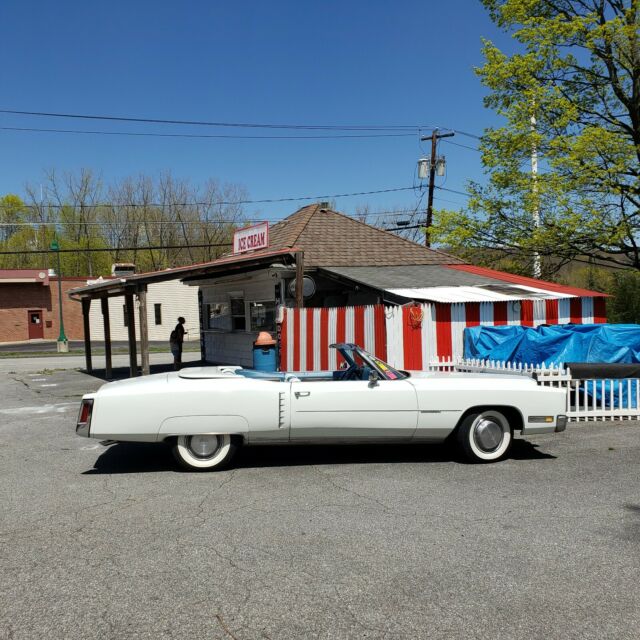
[233, 222, 269, 254]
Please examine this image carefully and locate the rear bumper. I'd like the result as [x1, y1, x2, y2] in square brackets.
[76, 422, 90, 437]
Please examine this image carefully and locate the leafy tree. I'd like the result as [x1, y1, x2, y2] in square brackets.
[0, 225, 55, 270]
[0, 194, 27, 243]
[607, 270, 640, 322]
[434, 0, 640, 277]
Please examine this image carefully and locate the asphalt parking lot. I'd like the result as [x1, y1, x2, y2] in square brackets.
[1, 357, 639, 640]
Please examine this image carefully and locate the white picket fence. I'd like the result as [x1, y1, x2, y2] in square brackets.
[429, 357, 640, 422]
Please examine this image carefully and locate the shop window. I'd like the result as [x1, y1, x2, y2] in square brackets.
[206, 302, 230, 330]
[154, 303, 162, 325]
[230, 297, 246, 331]
[249, 301, 276, 332]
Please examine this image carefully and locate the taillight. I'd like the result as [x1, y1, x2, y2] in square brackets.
[78, 399, 93, 425]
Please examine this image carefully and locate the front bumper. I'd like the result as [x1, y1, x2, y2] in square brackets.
[522, 414, 568, 435]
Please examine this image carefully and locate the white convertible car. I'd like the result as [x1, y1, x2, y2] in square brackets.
[76, 343, 567, 470]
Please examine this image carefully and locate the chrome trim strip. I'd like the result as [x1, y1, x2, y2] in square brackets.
[76, 422, 90, 437]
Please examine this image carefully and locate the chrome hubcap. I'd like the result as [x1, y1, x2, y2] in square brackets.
[187, 435, 220, 459]
[474, 418, 503, 452]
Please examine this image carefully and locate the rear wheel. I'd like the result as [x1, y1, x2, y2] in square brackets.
[456, 410, 512, 463]
[172, 434, 237, 471]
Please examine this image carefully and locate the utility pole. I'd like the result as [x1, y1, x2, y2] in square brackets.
[419, 130, 454, 247]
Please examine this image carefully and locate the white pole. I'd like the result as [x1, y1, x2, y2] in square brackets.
[531, 112, 541, 279]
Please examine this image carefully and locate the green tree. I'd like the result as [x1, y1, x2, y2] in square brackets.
[607, 270, 640, 322]
[0, 194, 27, 243]
[434, 0, 640, 277]
[0, 225, 55, 270]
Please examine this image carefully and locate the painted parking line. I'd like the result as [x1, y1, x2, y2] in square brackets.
[0, 403, 76, 415]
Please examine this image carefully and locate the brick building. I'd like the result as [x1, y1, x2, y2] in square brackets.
[0, 270, 88, 343]
[1, 268, 201, 345]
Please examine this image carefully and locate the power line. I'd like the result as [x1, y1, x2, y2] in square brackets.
[0, 208, 428, 227]
[436, 186, 470, 198]
[0, 126, 416, 140]
[0, 108, 427, 132]
[5, 185, 418, 210]
[385, 224, 424, 232]
[0, 108, 483, 139]
[433, 195, 468, 206]
[442, 139, 481, 152]
[0, 242, 232, 256]
[451, 129, 481, 140]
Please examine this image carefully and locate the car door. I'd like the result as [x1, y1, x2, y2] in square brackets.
[289, 379, 418, 442]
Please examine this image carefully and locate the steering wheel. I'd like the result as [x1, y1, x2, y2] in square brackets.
[340, 365, 362, 381]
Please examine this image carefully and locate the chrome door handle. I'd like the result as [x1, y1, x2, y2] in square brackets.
[295, 391, 310, 398]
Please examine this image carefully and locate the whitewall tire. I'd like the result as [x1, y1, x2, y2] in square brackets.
[456, 410, 512, 463]
[172, 434, 237, 471]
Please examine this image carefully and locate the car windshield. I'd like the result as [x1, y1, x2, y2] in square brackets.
[332, 344, 408, 381]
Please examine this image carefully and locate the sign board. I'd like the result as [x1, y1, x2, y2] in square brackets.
[233, 222, 269, 254]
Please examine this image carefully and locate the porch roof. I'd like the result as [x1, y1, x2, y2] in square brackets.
[68, 247, 299, 299]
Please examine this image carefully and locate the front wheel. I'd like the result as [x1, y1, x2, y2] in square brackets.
[172, 434, 237, 471]
[456, 410, 512, 463]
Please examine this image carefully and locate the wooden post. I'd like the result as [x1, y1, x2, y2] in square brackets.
[81, 298, 92, 373]
[295, 251, 304, 309]
[101, 297, 112, 380]
[137, 287, 150, 376]
[125, 291, 138, 377]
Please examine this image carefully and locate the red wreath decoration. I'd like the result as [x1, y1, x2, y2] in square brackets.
[408, 304, 424, 329]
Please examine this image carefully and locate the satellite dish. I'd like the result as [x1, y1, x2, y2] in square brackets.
[288, 276, 316, 298]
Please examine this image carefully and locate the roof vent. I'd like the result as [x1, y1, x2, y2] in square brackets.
[112, 263, 136, 277]
[319, 201, 330, 212]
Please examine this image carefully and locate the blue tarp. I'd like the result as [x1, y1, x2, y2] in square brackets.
[463, 324, 640, 408]
[463, 324, 640, 366]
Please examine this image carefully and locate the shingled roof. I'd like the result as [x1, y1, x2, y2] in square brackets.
[265, 204, 464, 267]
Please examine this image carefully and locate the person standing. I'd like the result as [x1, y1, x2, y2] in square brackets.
[170, 316, 187, 370]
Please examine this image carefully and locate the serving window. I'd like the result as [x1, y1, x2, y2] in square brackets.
[230, 296, 246, 331]
[205, 290, 276, 333]
[206, 302, 229, 330]
[249, 300, 276, 332]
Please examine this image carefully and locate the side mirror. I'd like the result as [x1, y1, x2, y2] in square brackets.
[368, 370, 380, 387]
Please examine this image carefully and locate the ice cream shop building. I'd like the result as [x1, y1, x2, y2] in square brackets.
[69, 203, 607, 376]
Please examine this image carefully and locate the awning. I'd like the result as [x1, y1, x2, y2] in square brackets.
[386, 284, 575, 303]
[68, 247, 299, 299]
[319, 265, 606, 303]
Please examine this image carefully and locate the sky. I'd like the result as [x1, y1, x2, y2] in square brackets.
[0, 0, 514, 222]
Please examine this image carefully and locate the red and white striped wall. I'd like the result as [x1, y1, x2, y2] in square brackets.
[383, 297, 607, 369]
[280, 305, 387, 372]
[279, 297, 607, 371]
